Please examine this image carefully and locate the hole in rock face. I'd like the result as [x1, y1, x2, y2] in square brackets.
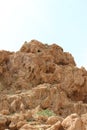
[37, 49, 41, 52]
[46, 66, 55, 73]
[59, 112, 62, 116]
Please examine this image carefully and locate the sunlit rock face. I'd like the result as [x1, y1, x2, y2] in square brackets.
[0, 39, 87, 130]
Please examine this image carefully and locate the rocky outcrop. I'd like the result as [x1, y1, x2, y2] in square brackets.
[0, 40, 76, 89]
[62, 113, 86, 130]
[0, 39, 87, 130]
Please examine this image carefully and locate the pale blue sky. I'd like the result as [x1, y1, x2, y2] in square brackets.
[0, 0, 87, 68]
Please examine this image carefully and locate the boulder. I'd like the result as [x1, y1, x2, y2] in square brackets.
[62, 113, 86, 130]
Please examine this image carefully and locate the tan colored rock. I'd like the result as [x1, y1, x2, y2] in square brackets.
[20, 40, 45, 53]
[1, 109, 10, 115]
[36, 115, 48, 123]
[0, 40, 87, 129]
[9, 122, 17, 130]
[41, 96, 51, 109]
[19, 124, 38, 130]
[0, 39, 76, 90]
[47, 121, 64, 130]
[20, 102, 25, 112]
[0, 116, 7, 130]
[81, 113, 87, 130]
[17, 120, 27, 129]
[62, 113, 86, 130]
[0, 95, 10, 112]
[46, 116, 63, 125]
[9, 113, 19, 124]
[10, 100, 17, 113]
[18, 114, 25, 121]
[74, 101, 87, 115]
[0, 40, 86, 105]
[0, 50, 12, 74]
[23, 110, 32, 121]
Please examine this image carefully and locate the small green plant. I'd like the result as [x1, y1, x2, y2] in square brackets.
[37, 109, 56, 117]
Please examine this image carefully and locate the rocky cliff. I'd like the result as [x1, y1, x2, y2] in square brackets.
[0, 40, 87, 130]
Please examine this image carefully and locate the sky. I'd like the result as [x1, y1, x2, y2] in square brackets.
[0, 0, 87, 69]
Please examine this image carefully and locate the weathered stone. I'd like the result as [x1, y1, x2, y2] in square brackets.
[62, 113, 86, 130]
[0, 40, 87, 129]
[47, 121, 64, 130]
[46, 116, 63, 125]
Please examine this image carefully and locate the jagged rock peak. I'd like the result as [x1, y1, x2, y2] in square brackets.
[20, 39, 76, 66]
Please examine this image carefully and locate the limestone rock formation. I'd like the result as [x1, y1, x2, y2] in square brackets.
[0, 39, 87, 130]
[62, 113, 86, 130]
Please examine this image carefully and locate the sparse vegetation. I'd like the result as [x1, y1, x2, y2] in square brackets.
[37, 109, 56, 117]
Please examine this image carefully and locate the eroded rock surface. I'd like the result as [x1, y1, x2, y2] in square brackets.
[0, 39, 87, 130]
